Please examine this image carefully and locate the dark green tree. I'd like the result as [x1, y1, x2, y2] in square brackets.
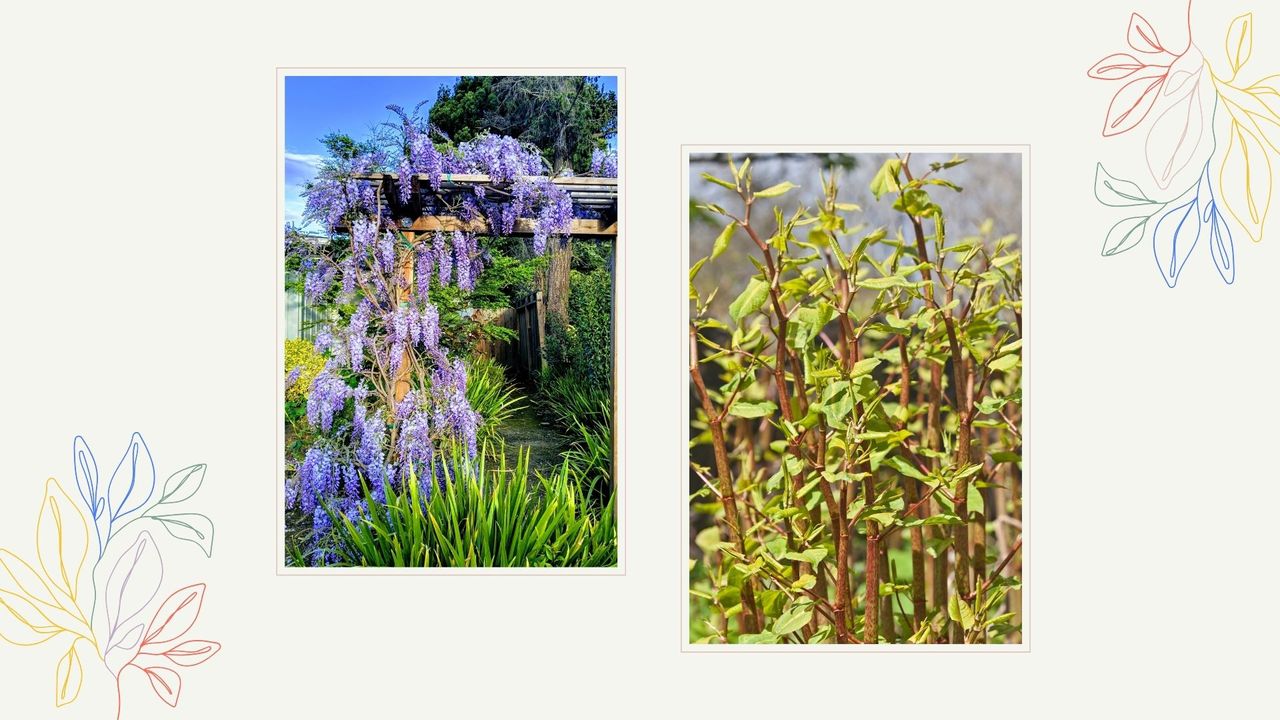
[429, 76, 617, 173]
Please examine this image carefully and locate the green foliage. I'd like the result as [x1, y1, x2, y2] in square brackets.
[429, 76, 618, 174]
[544, 253, 613, 387]
[538, 369, 613, 505]
[465, 355, 525, 449]
[284, 338, 326, 403]
[323, 441, 616, 568]
[690, 155, 1023, 646]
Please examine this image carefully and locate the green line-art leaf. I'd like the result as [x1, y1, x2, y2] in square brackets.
[1094, 163, 1157, 206]
[1102, 215, 1152, 256]
[152, 514, 215, 558]
[159, 464, 207, 505]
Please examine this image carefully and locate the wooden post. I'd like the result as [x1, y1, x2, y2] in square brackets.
[394, 231, 415, 404]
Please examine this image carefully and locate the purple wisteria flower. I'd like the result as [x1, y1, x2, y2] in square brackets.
[415, 242, 433, 298]
[433, 231, 452, 285]
[453, 230, 473, 291]
[307, 363, 350, 433]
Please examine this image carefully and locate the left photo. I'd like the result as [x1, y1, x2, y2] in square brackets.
[279, 73, 620, 569]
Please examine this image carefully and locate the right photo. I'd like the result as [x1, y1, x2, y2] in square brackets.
[687, 149, 1025, 646]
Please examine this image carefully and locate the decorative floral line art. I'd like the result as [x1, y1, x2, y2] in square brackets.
[0, 434, 220, 718]
[1088, 1, 1279, 286]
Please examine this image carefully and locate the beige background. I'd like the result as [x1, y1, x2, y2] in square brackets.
[2, 0, 1277, 716]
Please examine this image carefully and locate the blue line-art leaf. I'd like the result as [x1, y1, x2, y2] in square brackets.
[1094, 164, 1157, 206]
[1103, 215, 1153, 256]
[151, 514, 215, 558]
[158, 464, 206, 506]
[1197, 170, 1236, 284]
[72, 437, 106, 555]
[104, 531, 163, 650]
[1151, 190, 1200, 287]
[107, 433, 155, 528]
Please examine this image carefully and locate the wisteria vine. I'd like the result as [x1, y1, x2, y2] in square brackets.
[285, 101, 616, 560]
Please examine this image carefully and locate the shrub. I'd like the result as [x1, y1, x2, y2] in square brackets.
[545, 257, 613, 387]
[284, 338, 326, 402]
[689, 155, 1022, 645]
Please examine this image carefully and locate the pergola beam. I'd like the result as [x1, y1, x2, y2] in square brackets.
[405, 215, 617, 237]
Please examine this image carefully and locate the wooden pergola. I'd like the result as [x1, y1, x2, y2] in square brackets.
[351, 172, 618, 399]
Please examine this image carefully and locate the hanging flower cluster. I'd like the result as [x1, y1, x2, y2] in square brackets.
[590, 147, 618, 178]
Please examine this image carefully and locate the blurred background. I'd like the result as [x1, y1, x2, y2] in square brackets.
[690, 152, 1023, 319]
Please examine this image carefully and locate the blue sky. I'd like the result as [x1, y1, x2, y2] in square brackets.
[284, 75, 619, 230]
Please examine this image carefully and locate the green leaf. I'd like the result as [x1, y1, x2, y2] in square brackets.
[791, 573, 817, 590]
[989, 353, 1020, 372]
[870, 159, 902, 200]
[701, 172, 738, 191]
[773, 607, 814, 635]
[754, 181, 798, 199]
[852, 357, 882, 376]
[858, 275, 907, 290]
[948, 594, 976, 631]
[711, 222, 737, 260]
[728, 400, 778, 418]
[737, 631, 780, 644]
[695, 526, 723, 555]
[729, 278, 770, 323]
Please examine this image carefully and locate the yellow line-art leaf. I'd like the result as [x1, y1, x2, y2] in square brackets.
[54, 638, 84, 707]
[0, 548, 59, 607]
[37, 478, 88, 603]
[0, 588, 62, 643]
[1220, 119, 1273, 243]
[1226, 13, 1253, 78]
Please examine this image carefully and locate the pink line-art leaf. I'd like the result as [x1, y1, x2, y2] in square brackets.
[1088, 52, 1153, 80]
[1103, 71, 1168, 136]
[104, 531, 163, 646]
[141, 665, 183, 708]
[142, 583, 206, 647]
[1145, 81, 1204, 189]
[1128, 12, 1166, 53]
[159, 639, 222, 667]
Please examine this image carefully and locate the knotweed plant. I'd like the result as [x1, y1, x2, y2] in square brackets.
[689, 156, 1023, 644]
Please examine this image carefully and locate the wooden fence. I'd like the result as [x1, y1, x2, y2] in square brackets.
[473, 293, 545, 380]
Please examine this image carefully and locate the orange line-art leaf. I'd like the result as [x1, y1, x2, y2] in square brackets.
[158, 639, 222, 667]
[1128, 13, 1166, 53]
[1104, 71, 1168, 136]
[36, 478, 89, 604]
[54, 638, 84, 707]
[1226, 13, 1253, 78]
[1219, 119, 1273, 243]
[142, 665, 183, 707]
[1088, 52, 1151, 80]
[142, 583, 206, 647]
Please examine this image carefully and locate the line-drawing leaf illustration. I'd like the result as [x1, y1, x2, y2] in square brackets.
[1088, 2, 1275, 285]
[1, 433, 220, 716]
